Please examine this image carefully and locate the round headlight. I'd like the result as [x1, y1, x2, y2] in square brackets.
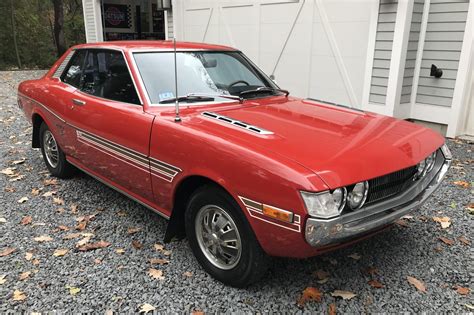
[425, 151, 437, 173]
[348, 181, 368, 210]
[416, 159, 426, 177]
[332, 187, 347, 213]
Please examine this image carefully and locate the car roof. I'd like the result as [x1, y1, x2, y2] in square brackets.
[71, 40, 238, 52]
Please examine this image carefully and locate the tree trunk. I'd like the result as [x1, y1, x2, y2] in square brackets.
[52, 0, 66, 57]
[10, 0, 21, 69]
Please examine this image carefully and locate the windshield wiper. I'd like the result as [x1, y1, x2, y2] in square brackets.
[239, 87, 289, 98]
[159, 93, 243, 104]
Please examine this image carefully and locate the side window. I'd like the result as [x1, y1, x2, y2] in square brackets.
[80, 50, 141, 105]
[62, 50, 87, 88]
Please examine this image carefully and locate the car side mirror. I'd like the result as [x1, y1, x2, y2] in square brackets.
[430, 64, 443, 78]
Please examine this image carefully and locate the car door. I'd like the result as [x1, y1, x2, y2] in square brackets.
[63, 48, 155, 201]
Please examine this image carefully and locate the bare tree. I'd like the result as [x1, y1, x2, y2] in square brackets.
[52, 0, 66, 57]
[10, 0, 22, 69]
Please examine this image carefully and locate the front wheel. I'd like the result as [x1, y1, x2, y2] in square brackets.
[185, 186, 270, 287]
[39, 122, 75, 178]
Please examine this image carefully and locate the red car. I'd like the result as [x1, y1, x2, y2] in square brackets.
[18, 41, 451, 287]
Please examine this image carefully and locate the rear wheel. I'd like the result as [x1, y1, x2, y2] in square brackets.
[39, 122, 75, 178]
[185, 186, 269, 287]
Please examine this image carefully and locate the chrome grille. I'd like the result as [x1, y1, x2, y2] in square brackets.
[365, 166, 417, 205]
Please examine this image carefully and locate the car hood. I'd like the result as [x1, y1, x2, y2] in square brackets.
[184, 97, 445, 188]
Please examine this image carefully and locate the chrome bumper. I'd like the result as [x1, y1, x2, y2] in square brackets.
[305, 146, 452, 247]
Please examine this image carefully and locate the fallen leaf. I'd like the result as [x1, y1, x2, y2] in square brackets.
[57, 225, 70, 231]
[31, 188, 40, 196]
[432, 216, 451, 229]
[77, 241, 110, 251]
[331, 290, 357, 300]
[162, 250, 172, 256]
[313, 270, 329, 281]
[368, 279, 384, 288]
[12, 158, 26, 165]
[20, 216, 32, 225]
[127, 227, 142, 235]
[1, 167, 16, 176]
[439, 237, 455, 245]
[34, 235, 53, 242]
[132, 240, 143, 249]
[191, 311, 204, 315]
[401, 215, 414, 220]
[42, 191, 56, 197]
[117, 210, 127, 217]
[25, 252, 33, 261]
[43, 178, 58, 186]
[139, 303, 156, 314]
[453, 181, 470, 188]
[183, 271, 193, 277]
[67, 286, 81, 295]
[70, 204, 78, 214]
[297, 287, 322, 307]
[0, 275, 6, 284]
[0, 248, 16, 257]
[348, 253, 361, 260]
[12, 289, 26, 301]
[154, 243, 164, 251]
[365, 267, 379, 275]
[32, 222, 46, 227]
[53, 197, 64, 205]
[396, 219, 409, 227]
[465, 304, 474, 310]
[149, 258, 169, 265]
[455, 286, 470, 295]
[19, 271, 31, 281]
[148, 268, 164, 280]
[17, 197, 28, 204]
[458, 236, 470, 245]
[116, 248, 125, 255]
[32, 259, 40, 265]
[94, 258, 102, 264]
[76, 222, 87, 231]
[407, 276, 426, 293]
[76, 236, 91, 247]
[0, 217, 6, 223]
[63, 233, 82, 240]
[328, 303, 336, 315]
[53, 249, 68, 257]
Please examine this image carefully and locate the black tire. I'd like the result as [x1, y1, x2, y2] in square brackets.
[185, 185, 270, 287]
[39, 122, 75, 178]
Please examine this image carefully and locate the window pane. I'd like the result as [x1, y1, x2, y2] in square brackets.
[62, 50, 87, 88]
[80, 50, 140, 105]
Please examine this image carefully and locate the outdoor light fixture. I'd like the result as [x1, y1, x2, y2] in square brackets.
[430, 64, 443, 78]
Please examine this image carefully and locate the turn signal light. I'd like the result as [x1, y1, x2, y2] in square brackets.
[262, 205, 294, 223]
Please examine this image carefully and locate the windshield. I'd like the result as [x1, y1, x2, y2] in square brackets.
[133, 51, 278, 104]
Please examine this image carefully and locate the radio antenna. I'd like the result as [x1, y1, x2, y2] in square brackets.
[173, 37, 181, 122]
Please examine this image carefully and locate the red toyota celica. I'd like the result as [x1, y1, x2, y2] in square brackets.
[17, 41, 451, 287]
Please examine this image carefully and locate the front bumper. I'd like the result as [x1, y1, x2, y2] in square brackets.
[305, 145, 452, 247]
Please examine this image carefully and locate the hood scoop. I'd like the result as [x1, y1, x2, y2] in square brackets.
[202, 111, 273, 135]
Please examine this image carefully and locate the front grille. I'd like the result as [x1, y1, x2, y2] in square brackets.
[365, 166, 417, 205]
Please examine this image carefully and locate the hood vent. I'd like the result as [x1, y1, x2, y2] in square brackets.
[202, 112, 273, 135]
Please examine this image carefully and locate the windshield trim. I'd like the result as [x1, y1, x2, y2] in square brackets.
[130, 50, 279, 107]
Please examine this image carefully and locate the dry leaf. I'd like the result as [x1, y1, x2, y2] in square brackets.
[191, 310, 204, 315]
[127, 227, 142, 235]
[31, 188, 40, 196]
[116, 248, 125, 255]
[20, 216, 32, 225]
[76, 236, 91, 247]
[365, 267, 379, 275]
[32, 259, 40, 265]
[314, 270, 329, 281]
[42, 191, 56, 197]
[348, 253, 361, 260]
[455, 286, 470, 295]
[19, 271, 31, 281]
[154, 243, 164, 251]
[149, 258, 169, 265]
[139, 303, 156, 314]
[458, 236, 470, 245]
[328, 303, 336, 315]
[396, 219, 409, 227]
[94, 258, 102, 264]
[162, 250, 172, 256]
[148, 268, 165, 280]
[25, 252, 33, 261]
[439, 237, 455, 245]
[407, 276, 426, 293]
[117, 210, 127, 217]
[465, 304, 474, 310]
[183, 271, 193, 277]
[34, 235, 53, 242]
[132, 240, 143, 249]
[53, 249, 68, 257]
[368, 280, 384, 288]
[432, 216, 451, 229]
[0, 275, 6, 285]
[67, 286, 81, 295]
[5, 187, 16, 192]
[0, 247, 16, 257]
[76, 222, 87, 231]
[0, 217, 6, 223]
[297, 287, 322, 307]
[12, 158, 26, 165]
[331, 290, 357, 300]
[77, 241, 110, 251]
[57, 225, 69, 231]
[1, 167, 16, 176]
[12, 289, 26, 301]
[43, 178, 58, 186]
[63, 233, 82, 240]
[53, 197, 64, 205]
[17, 197, 28, 204]
[453, 181, 470, 188]
[70, 204, 78, 213]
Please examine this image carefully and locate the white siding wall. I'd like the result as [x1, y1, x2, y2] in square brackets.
[82, 0, 103, 43]
[173, 0, 374, 106]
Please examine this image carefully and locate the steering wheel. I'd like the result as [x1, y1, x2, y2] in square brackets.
[228, 80, 250, 89]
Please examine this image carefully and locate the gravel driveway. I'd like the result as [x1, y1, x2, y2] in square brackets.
[0, 70, 472, 313]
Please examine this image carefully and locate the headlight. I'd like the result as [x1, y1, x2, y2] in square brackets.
[300, 188, 346, 219]
[347, 181, 369, 209]
[416, 159, 427, 177]
[425, 151, 437, 173]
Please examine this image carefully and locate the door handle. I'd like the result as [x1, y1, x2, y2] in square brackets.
[72, 99, 86, 106]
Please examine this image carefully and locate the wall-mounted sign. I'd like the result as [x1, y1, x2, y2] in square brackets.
[104, 4, 131, 29]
